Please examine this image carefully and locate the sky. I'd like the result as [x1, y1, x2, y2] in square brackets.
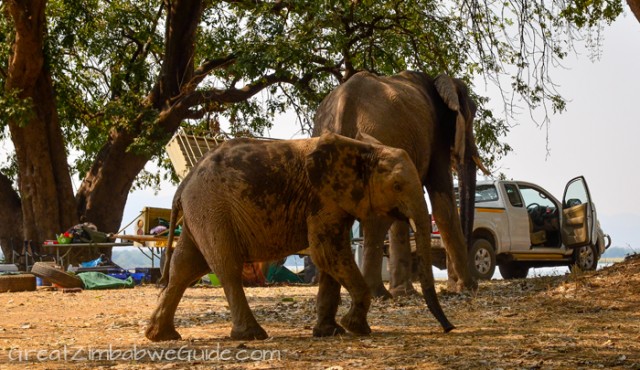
[120, 12, 640, 250]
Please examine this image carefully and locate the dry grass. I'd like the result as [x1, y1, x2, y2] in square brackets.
[1, 255, 639, 369]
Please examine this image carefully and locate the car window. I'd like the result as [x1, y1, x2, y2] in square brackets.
[454, 184, 499, 206]
[503, 184, 523, 207]
[519, 185, 556, 208]
[564, 178, 589, 208]
[475, 185, 499, 203]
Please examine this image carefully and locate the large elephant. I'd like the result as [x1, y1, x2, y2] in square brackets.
[313, 71, 488, 297]
[146, 133, 454, 342]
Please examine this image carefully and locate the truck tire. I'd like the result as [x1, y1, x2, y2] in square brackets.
[469, 239, 496, 280]
[570, 244, 598, 272]
[0, 274, 36, 292]
[499, 262, 530, 279]
[30, 262, 84, 289]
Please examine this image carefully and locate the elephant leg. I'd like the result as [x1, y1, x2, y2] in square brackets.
[217, 259, 268, 340]
[313, 271, 346, 337]
[388, 221, 419, 298]
[361, 219, 393, 299]
[426, 157, 477, 293]
[146, 235, 210, 342]
[314, 246, 372, 336]
[446, 255, 461, 292]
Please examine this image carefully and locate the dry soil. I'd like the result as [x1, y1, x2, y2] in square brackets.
[1, 255, 639, 369]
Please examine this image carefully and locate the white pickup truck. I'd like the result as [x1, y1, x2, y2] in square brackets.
[431, 176, 610, 279]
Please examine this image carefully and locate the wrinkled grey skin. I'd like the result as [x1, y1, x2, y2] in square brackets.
[146, 133, 454, 342]
[314, 71, 487, 296]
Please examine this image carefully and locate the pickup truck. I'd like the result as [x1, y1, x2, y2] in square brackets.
[431, 176, 610, 279]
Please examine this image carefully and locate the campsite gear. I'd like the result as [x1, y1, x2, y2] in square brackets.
[65, 223, 112, 243]
[0, 264, 19, 273]
[76, 272, 135, 290]
[135, 268, 162, 284]
[30, 262, 84, 289]
[207, 273, 221, 286]
[266, 264, 303, 284]
[57, 233, 73, 244]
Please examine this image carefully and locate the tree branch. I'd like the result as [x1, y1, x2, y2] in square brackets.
[188, 53, 237, 88]
[183, 72, 299, 107]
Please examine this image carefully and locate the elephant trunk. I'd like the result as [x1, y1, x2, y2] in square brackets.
[409, 209, 455, 333]
[457, 155, 477, 253]
[458, 133, 488, 252]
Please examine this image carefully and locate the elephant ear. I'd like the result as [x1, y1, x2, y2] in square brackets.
[434, 74, 468, 167]
[306, 133, 374, 207]
[355, 132, 383, 145]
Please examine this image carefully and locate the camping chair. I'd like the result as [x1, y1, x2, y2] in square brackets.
[12, 240, 56, 271]
[11, 239, 28, 271]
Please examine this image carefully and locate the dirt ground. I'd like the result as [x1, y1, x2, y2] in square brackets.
[1, 255, 639, 369]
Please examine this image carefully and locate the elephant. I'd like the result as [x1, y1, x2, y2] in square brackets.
[313, 70, 489, 297]
[145, 133, 454, 342]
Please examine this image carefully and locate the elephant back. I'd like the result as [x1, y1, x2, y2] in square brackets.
[313, 71, 439, 175]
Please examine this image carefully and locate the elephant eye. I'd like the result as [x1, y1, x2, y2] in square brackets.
[393, 182, 403, 193]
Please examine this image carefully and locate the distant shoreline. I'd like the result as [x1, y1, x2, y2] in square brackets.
[600, 257, 624, 263]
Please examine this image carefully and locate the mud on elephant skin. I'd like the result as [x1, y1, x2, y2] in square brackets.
[145, 133, 454, 342]
[313, 71, 489, 297]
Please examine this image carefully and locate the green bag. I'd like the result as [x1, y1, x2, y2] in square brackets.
[80, 225, 111, 243]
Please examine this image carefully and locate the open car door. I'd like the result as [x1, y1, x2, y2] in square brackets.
[561, 176, 594, 248]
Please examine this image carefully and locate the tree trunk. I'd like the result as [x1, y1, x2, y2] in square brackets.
[5, 0, 206, 265]
[628, 0, 640, 23]
[76, 0, 204, 227]
[5, 0, 78, 260]
[0, 173, 23, 262]
[73, 0, 204, 263]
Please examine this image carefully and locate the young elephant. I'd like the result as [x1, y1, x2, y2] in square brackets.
[145, 133, 453, 342]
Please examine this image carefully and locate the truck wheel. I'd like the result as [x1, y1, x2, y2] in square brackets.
[570, 244, 598, 272]
[469, 239, 496, 280]
[499, 262, 530, 279]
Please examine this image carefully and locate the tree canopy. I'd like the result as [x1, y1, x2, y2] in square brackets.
[0, 0, 626, 262]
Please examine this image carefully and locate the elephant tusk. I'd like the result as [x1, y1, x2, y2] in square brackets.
[409, 218, 418, 234]
[473, 155, 491, 176]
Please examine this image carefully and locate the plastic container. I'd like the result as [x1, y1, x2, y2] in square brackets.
[134, 268, 161, 284]
[105, 268, 129, 281]
[130, 272, 145, 285]
[36, 277, 52, 286]
[56, 234, 73, 244]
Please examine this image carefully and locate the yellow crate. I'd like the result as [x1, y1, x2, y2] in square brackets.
[134, 207, 172, 235]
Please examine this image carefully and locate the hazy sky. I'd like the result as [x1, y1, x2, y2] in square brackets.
[121, 12, 640, 250]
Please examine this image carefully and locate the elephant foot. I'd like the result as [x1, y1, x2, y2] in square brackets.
[445, 277, 477, 294]
[370, 284, 393, 300]
[145, 325, 182, 342]
[446, 277, 464, 293]
[230, 324, 268, 341]
[389, 285, 420, 299]
[340, 312, 371, 336]
[313, 322, 346, 337]
[465, 278, 479, 293]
